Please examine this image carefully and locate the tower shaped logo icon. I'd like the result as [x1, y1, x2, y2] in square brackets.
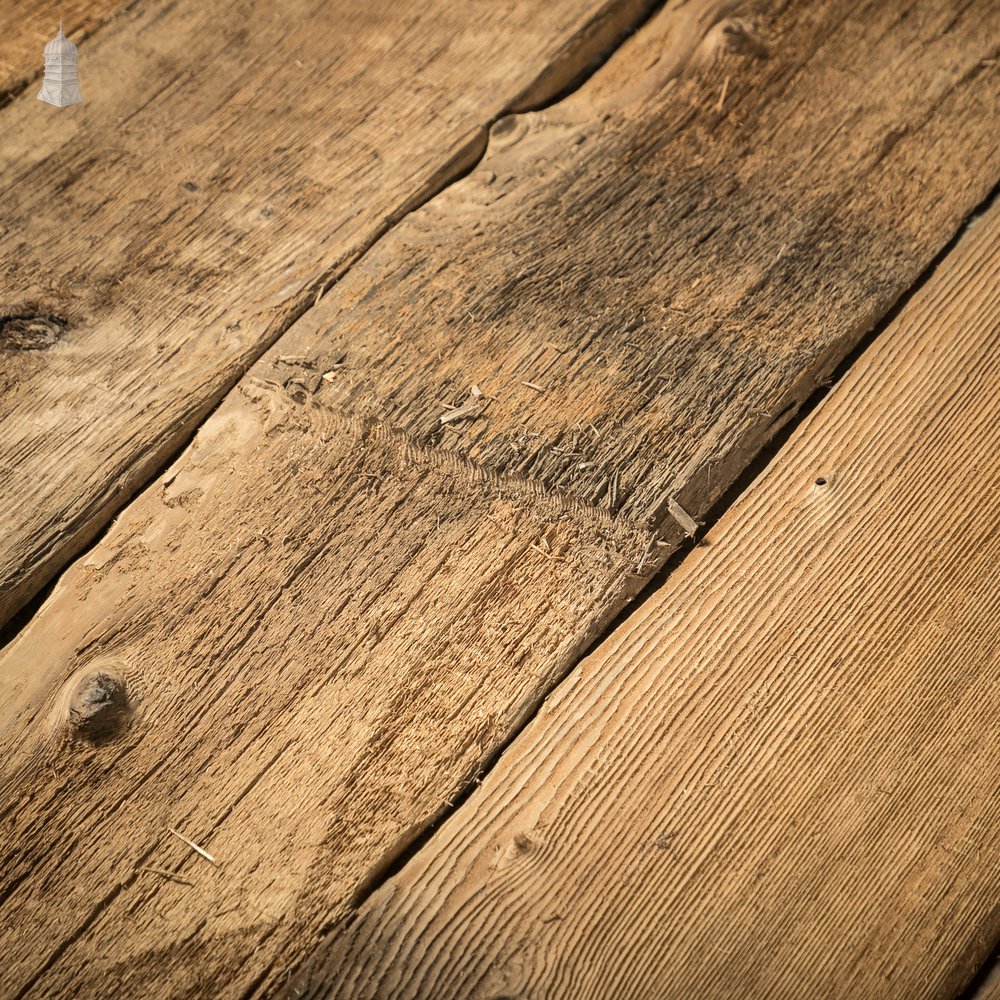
[38, 22, 83, 107]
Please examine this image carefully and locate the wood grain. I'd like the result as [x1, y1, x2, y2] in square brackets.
[0, 1, 128, 99]
[1, 1, 997, 997]
[0, 390, 652, 999]
[0, 0, 657, 630]
[296, 199, 1000, 1000]
[272, 0, 999, 531]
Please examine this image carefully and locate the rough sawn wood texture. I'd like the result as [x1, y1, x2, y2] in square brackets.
[0, 0, 997, 998]
[0, 0, 657, 630]
[293, 192, 1000, 1000]
[272, 0, 999, 530]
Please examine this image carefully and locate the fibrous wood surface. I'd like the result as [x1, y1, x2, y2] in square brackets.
[0, 0, 997, 998]
[294, 194, 1000, 1000]
[273, 0, 998, 531]
[0, 0, 657, 629]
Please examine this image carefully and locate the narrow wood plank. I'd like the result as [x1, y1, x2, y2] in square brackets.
[297, 200, 1000, 1000]
[1, 2, 997, 997]
[0, 0, 655, 630]
[0, 1, 127, 99]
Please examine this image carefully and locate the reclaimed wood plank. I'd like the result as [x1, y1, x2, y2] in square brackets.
[272, 0, 999, 532]
[1, 1, 997, 997]
[0, 398, 652, 999]
[0, 0, 657, 630]
[296, 198, 1000, 1000]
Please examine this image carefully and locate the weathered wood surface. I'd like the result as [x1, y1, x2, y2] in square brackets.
[296, 200, 1000, 1000]
[0, 401, 653, 999]
[0, 1, 126, 99]
[273, 0, 999, 530]
[0, 0, 657, 631]
[1, 1, 997, 998]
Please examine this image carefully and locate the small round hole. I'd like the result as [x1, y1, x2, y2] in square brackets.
[815, 477, 827, 487]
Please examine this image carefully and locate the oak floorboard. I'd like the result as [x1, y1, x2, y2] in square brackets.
[294, 199, 1000, 1000]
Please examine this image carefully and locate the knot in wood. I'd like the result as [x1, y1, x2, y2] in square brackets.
[0, 312, 67, 351]
[489, 114, 529, 149]
[67, 665, 131, 744]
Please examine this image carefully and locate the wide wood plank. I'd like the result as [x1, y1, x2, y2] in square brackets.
[0, 1, 127, 99]
[273, 0, 999, 529]
[1, 1, 997, 997]
[0, 399, 652, 999]
[0, 0, 655, 629]
[296, 199, 1000, 1000]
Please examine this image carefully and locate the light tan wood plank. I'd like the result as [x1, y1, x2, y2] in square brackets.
[296, 199, 1000, 1000]
[0, 382, 654, 1000]
[1, 1, 997, 997]
[0, 0, 655, 629]
[0, 1, 127, 99]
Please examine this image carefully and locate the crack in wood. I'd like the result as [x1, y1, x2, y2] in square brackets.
[279, 176, 1000, 1000]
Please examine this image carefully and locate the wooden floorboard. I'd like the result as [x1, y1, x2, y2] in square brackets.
[295, 199, 1000, 1000]
[273, 0, 998, 530]
[0, 1, 997, 997]
[0, 0, 655, 630]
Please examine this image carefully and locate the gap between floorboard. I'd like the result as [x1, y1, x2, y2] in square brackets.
[0, 0, 669, 643]
[305, 175, 1000, 974]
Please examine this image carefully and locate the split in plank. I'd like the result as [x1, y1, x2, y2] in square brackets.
[0, 0, 658, 630]
[1, 1, 998, 997]
[295, 197, 1000, 1000]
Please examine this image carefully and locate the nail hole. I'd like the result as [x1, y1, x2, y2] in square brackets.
[815, 477, 827, 486]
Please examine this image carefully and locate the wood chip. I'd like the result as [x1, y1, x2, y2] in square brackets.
[439, 386, 487, 424]
[667, 497, 700, 538]
[716, 74, 730, 113]
[521, 381, 546, 392]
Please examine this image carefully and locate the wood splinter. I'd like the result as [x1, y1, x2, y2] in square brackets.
[667, 496, 700, 538]
[167, 827, 219, 865]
